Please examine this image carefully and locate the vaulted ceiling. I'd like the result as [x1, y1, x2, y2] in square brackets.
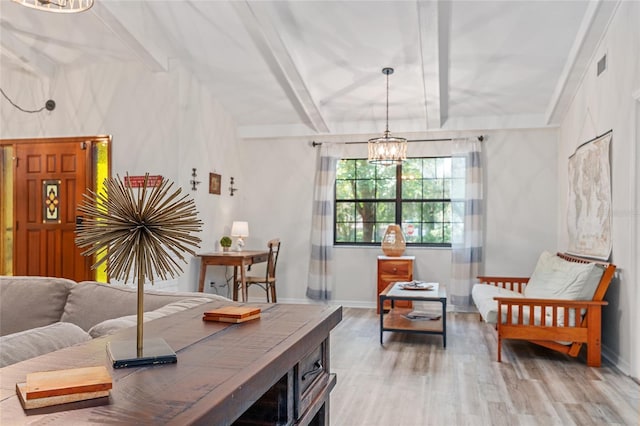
[0, 0, 619, 139]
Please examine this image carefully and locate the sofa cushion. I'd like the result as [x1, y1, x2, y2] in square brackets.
[0, 276, 75, 336]
[61, 281, 229, 331]
[523, 251, 603, 300]
[471, 284, 524, 324]
[88, 297, 212, 338]
[0, 322, 91, 368]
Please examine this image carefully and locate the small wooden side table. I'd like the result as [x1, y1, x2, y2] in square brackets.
[377, 255, 414, 313]
[196, 251, 269, 301]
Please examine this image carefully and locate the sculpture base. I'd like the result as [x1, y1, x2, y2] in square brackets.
[107, 338, 176, 369]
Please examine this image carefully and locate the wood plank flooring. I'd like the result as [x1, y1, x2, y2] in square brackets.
[329, 308, 639, 426]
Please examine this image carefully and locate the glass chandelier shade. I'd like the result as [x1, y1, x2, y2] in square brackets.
[12, 0, 94, 13]
[368, 67, 408, 166]
[368, 131, 408, 166]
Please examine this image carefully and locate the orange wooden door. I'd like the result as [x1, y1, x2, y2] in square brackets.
[14, 141, 92, 281]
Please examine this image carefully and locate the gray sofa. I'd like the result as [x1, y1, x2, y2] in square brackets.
[0, 276, 230, 367]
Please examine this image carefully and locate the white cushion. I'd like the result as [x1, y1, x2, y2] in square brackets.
[523, 251, 603, 300]
[471, 284, 524, 324]
[88, 297, 211, 338]
[0, 322, 91, 368]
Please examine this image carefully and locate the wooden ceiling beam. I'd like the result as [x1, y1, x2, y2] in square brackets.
[230, 0, 329, 134]
[90, 1, 167, 73]
[417, 0, 444, 130]
[545, 0, 620, 125]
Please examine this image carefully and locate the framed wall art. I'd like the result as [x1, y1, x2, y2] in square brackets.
[567, 130, 612, 260]
[209, 173, 221, 195]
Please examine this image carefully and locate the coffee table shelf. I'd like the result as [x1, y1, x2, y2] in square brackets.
[379, 282, 447, 347]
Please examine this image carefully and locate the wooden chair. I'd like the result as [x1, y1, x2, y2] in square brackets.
[237, 239, 281, 303]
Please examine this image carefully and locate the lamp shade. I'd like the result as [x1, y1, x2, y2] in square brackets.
[231, 221, 249, 238]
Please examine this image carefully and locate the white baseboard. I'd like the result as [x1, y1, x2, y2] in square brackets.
[602, 344, 631, 376]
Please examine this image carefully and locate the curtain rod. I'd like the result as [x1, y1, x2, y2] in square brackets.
[311, 135, 484, 147]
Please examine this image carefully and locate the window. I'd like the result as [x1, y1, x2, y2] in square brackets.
[334, 157, 463, 246]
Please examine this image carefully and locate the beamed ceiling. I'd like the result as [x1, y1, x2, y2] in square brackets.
[0, 0, 620, 139]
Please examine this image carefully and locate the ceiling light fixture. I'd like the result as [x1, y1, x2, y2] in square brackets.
[368, 67, 407, 166]
[12, 0, 93, 13]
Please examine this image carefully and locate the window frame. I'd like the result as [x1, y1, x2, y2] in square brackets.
[334, 156, 455, 248]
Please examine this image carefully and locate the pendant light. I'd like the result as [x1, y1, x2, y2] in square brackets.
[368, 67, 408, 165]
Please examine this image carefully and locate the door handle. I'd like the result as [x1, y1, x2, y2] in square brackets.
[76, 216, 83, 226]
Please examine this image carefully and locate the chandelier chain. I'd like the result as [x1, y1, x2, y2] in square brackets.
[385, 70, 389, 133]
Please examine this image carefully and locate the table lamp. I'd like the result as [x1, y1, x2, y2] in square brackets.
[231, 221, 249, 251]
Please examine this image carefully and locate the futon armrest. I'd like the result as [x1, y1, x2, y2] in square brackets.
[477, 276, 529, 294]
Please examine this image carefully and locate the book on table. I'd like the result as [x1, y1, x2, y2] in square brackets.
[16, 366, 112, 410]
[203, 306, 261, 323]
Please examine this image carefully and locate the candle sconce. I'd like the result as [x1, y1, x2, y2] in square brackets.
[229, 177, 238, 196]
[190, 168, 201, 191]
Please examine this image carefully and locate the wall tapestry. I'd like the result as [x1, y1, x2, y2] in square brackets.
[567, 131, 612, 260]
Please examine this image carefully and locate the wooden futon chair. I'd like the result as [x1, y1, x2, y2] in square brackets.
[474, 252, 616, 367]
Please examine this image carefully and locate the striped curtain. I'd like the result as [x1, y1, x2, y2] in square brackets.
[450, 138, 484, 308]
[307, 144, 343, 300]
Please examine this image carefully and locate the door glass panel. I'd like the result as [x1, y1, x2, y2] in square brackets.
[1, 146, 13, 275]
[93, 141, 109, 282]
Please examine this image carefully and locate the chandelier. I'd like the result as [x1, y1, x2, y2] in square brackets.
[12, 0, 94, 13]
[368, 67, 407, 165]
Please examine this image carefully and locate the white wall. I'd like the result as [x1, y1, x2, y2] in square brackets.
[556, 1, 639, 378]
[558, 2, 640, 378]
[239, 128, 558, 307]
[0, 59, 243, 294]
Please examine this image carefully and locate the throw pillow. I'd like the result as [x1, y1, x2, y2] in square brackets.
[524, 251, 603, 300]
[88, 297, 212, 338]
[0, 322, 91, 368]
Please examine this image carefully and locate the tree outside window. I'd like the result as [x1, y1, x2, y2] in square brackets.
[335, 157, 461, 246]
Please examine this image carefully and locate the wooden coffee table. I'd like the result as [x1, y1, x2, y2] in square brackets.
[379, 281, 447, 347]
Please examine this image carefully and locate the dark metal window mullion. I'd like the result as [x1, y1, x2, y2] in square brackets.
[395, 164, 402, 225]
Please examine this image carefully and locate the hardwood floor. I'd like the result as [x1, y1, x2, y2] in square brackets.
[329, 307, 639, 426]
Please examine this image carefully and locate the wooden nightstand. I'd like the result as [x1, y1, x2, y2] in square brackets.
[377, 255, 414, 313]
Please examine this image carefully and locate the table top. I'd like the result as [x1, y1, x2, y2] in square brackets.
[0, 302, 342, 425]
[197, 250, 268, 258]
[381, 281, 447, 300]
[377, 255, 415, 260]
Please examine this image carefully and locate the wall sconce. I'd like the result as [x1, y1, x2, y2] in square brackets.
[229, 177, 238, 196]
[190, 168, 201, 191]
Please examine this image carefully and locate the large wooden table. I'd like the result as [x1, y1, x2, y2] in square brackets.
[0, 302, 342, 425]
[197, 251, 269, 301]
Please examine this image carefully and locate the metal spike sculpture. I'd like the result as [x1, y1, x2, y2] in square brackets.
[75, 173, 202, 358]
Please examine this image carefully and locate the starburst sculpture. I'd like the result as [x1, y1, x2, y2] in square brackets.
[75, 173, 203, 358]
[76, 174, 202, 283]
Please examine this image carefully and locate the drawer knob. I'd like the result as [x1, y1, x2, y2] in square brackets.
[393, 268, 397, 272]
[301, 361, 323, 381]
